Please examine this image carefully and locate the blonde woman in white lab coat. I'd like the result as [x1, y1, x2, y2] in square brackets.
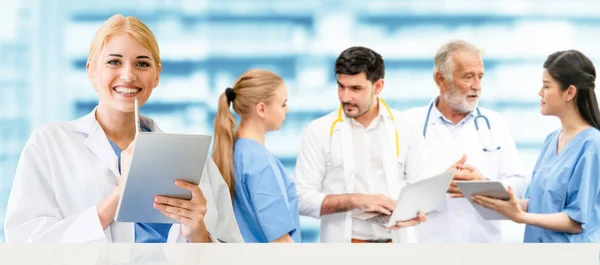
[3, 14, 243, 243]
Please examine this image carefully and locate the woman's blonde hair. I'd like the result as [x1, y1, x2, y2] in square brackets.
[87, 14, 161, 67]
[212, 69, 285, 197]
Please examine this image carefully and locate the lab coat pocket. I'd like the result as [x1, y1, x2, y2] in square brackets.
[325, 151, 344, 177]
[324, 133, 346, 190]
[396, 157, 405, 174]
[324, 149, 345, 188]
[325, 136, 344, 169]
[395, 157, 409, 184]
[325, 152, 343, 168]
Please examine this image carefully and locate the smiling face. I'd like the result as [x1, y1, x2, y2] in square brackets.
[87, 32, 161, 113]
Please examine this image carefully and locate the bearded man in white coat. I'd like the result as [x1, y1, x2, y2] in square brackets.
[404, 39, 529, 242]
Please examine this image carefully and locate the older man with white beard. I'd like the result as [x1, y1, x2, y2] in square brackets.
[404, 39, 529, 242]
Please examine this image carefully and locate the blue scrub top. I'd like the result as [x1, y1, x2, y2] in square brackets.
[232, 138, 302, 243]
[107, 127, 172, 243]
[525, 128, 600, 243]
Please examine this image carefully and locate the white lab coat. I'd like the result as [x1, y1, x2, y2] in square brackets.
[404, 100, 528, 242]
[4, 108, 243, 243]
[293, 103, 431, 243]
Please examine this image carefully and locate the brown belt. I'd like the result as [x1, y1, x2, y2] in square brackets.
[351, 238, 392, 243]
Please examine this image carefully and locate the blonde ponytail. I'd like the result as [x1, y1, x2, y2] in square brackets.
[212, 69, 284, 198]
[212, 92, 237, 197]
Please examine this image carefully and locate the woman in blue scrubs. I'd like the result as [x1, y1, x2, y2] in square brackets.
[472, 50, 600, 243]
[212, 69, 301, 243]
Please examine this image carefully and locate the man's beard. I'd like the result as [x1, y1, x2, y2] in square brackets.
[442, 86, 477, 113]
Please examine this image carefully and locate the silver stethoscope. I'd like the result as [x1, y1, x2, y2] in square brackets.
[422, 102, 501, 152]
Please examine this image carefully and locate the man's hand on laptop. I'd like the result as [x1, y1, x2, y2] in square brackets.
[352, 194, 395, 215]
[386, 212, 427, 230]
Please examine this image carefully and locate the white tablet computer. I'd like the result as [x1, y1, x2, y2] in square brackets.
[352, 169, 456, 227]
[115, 132, 212, 224]
[455, 180, 510, 220]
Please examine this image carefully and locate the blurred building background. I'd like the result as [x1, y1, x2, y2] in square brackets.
[2, 0, 599, 242]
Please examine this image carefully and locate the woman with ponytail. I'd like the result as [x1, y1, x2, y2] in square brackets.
[212, 69, 300, 243]
[472, 50, 600, 242]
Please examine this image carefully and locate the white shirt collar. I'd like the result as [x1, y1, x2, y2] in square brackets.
[430, 96, 476, 125]
[349, 99, 388, 129]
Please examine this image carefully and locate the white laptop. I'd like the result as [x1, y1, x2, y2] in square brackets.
[352, 169, 456, 227]
[115, 97, 212, 224]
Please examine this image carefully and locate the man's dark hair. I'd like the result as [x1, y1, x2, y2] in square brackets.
[334, 46, 385, 83]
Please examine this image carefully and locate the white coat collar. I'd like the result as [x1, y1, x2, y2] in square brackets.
[67, 106, 162, 178]
[69, 107, 162, 134]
